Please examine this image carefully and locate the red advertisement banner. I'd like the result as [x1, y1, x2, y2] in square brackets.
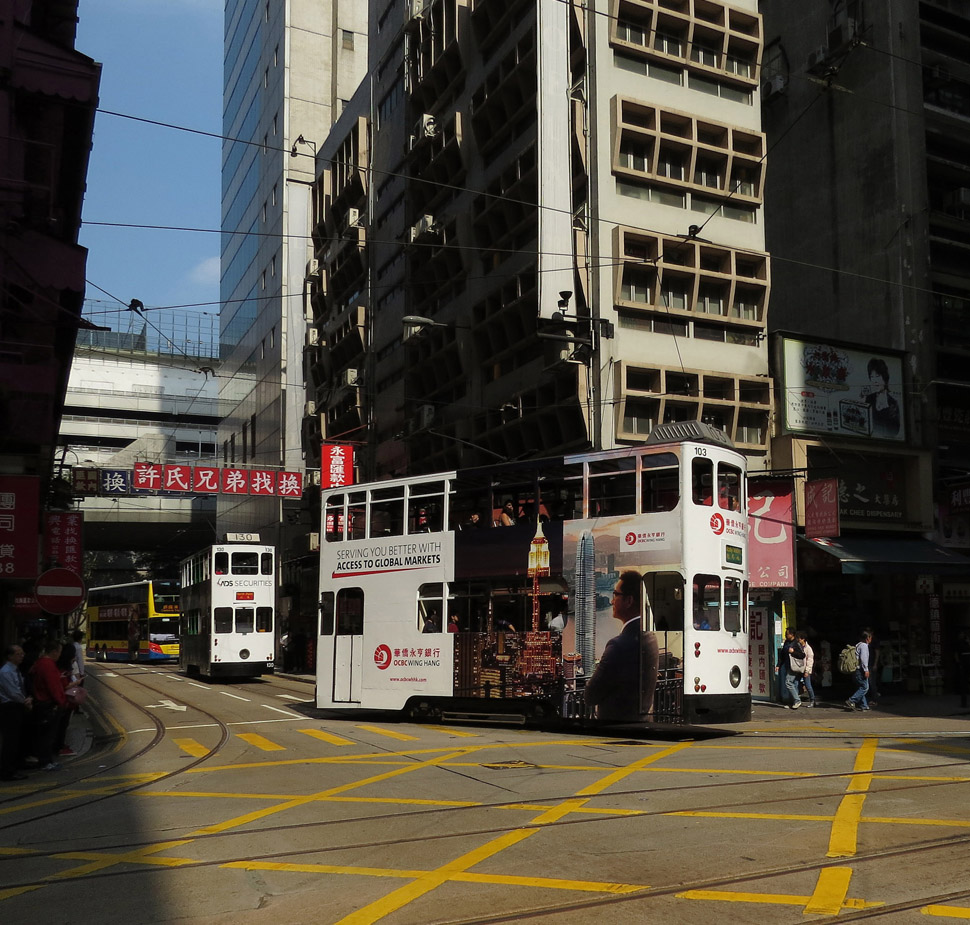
[43, 511, 83, 574]
[0, 475, 40, 580]
[806, 477, 840, 538]
[747, 478, 796, 589]
[321, 444, 354, 489]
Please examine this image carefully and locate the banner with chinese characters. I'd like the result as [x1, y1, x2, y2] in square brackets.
[805, 478, 840, 538]
[73, 466, 303, 499]
[0, 475, 40, 579]
[747, 478, 795, 588]
[748, 605, 771, 700]
[43, 512, 83, 573]
[321, 444, 354, 489]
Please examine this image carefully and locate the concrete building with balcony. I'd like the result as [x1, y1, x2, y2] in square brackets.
[306, 0, 772, 478]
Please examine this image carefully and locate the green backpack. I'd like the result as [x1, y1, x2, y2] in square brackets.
[838, 644, 860, 674]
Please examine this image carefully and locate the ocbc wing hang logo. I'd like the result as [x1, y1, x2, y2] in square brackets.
[625, 532, 637, 546]
[710, 513, 725, 535]
[374, 644, 392, 670]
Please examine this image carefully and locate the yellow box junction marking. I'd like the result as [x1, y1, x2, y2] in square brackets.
[356, 724, 419, 742]
[236, 733, 286, 752]
[300, 728, 355, 746]
[173, 738, 209, 758]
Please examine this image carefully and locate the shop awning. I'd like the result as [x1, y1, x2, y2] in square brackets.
[799, 535, 970, 575]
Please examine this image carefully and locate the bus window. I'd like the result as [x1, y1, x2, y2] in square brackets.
[336, 588, 364, 635]
[348, 491, 367, 540]
[692, 458, 714, 506]
[418, 583, 444, 633]
[232, 552, 259, 575]
[692, 575, 720, 630]
[214, 607, 233, 633]
[236, 608, 255, 633]
[370, 485, 404, 537]
[215, 552, 229, 575]
[325, 494, 345, 542]
[260, 552, 273, 575]
[256, 607, 272, 632]
[718, 464, 742, 512]
[724, 578, 742, 633]
[588, 458, 636, 516]
[320, 592, 335, 635]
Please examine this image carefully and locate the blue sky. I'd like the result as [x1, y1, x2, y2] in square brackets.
[76, 0, 223, 331]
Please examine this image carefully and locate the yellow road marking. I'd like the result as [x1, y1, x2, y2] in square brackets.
[300, 728, 355, 746]
[356, 724, 419, 742]
[426, 725, 479, 737]
[679, 887, 879, 911]
[173, 738, 209, 758]
[804, 867, 853, 915]
[923, 905, 970, 918]
[828, 737, 877, 859]
[53, 840, 197, 878]
[237, 733, 285, 751]
[0, 886, 40, 901]
[576, 741, 694, 796]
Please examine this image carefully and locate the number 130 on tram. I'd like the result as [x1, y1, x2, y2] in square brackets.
[316, 422, 751, 726]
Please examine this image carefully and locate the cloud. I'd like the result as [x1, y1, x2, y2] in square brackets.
[189, 256, 220, 286]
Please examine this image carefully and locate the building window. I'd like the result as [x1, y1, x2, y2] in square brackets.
[342, 30, 354, 50]
[619, 140, 649, 172]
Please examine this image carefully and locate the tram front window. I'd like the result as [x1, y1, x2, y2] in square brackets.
[214, 607, 233, 634]
[236, 608, 255, 633]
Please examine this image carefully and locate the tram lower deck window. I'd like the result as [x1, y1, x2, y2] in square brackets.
[214, 607, 233, 633]
[693, 575, 721, 630]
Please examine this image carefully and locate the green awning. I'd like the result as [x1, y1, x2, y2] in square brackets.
[799, 535, 970, 575]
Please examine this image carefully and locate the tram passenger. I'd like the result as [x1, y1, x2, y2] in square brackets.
[499, 500, 518, 526]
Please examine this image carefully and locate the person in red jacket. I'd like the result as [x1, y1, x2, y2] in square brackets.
[28, 640, 68, 771]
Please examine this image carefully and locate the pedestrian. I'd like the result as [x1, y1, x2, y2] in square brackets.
[866, 629, 881, 707]
[784, 631, 807, 709]
[796, 630, 818, 707]
[54, 642, 79, 758]
[72, 629, 86, 683]
[0, 644, 33, 781]
[956, 630, 970, 709]
[775, 627, 797, 707]
[27, 640, 68, 771]
[844, 629, 873, 711]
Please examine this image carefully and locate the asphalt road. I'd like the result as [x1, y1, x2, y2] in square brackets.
[2, 663, 970, 924]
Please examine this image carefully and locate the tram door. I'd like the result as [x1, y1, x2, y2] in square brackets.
[333, 588, 364, 702]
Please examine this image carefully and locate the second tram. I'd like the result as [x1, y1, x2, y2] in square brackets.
[316, 422, 751, 725]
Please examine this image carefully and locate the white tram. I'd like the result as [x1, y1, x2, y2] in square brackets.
[179, 540, 276, 679]
[316, 422, 750, 725]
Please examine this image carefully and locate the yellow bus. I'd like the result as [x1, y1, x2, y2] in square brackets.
[85, 580, 180, 662]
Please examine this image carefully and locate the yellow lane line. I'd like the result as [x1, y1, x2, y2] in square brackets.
[679, 887, 879, 911]
[52, 840, 197, 879]
[669, 809, 970, 829]
[576, 742, 695, 796]
[237, 733, 285, 751]
[356, 725, 419, 742]
[923, 905, 970, 918]
[804, 866, 853, 915]
[0, 886, 40, 902]
[425, 725, 479, 737]
[173, 738, 209, 758]
[300, 728, 355, 746]
[827, 737, 877, 859]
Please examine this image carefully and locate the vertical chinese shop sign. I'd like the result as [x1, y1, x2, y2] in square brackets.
[0, 476, 40, 579]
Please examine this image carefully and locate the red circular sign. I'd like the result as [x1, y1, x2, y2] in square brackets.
[710, 513, 725, 535]
[34, 568, 85, 615]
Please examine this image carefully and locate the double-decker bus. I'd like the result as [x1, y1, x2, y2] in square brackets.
[85, 580, 180, 662]
[179, 541, 276, 679]
[316, 421, 750, 726]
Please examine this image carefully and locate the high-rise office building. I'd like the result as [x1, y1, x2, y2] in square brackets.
[309, 0, 771, 478]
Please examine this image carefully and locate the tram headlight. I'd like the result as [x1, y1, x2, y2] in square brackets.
[240, 648, 250, 660]
[729, 665, 742, 688]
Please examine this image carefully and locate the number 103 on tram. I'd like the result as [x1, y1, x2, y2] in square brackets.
[316, 422, 751, 725]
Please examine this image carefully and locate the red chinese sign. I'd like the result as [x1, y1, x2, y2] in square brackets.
[322, 444, 354, 489]
[805, 477, 840, 538]
[747, 478, 796, 588]
[44, 512, 83, 574]
[94, 463, 303, 498]
[0, 476, 40, 579]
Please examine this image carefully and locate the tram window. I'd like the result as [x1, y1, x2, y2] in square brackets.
[724, 578, 742, 633]
[256, 607, 272, 632]
[260, 552, 273, 575]
[370, 492, 404, 537]
[418, 583, 444, 633]
[641, 467, 680, 512]
[236, 607, 255, 633]
[215, 552, 229, 575]
[692, 574, 721, 630]
[692, 458, 714, 506]
[348, 491, 367, 540]
[232, 552, 259, 575]
[325, 494, 345, 542]
[588, 459, 636, 516]
[645, 572, 685, 631]
[409, 482, 445, 533]
[320, 592, 335, 635]
[336, 587, 364, 635]
[718, 464, 742, 512]
[214, 607, 233, 634]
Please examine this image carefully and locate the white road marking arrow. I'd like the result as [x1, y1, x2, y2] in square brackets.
[145, 700, 187, 712]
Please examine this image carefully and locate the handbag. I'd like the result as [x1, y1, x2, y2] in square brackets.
[789, 654, 806, 674]
[65, 685, 88, 706]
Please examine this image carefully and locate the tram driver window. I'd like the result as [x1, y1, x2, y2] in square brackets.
[717, 464, 742, 512]
[692, 458, 714, 506]
[214, 607, 233, 634]
[692, 574, 721, 631]
[236, 607, 255, 633]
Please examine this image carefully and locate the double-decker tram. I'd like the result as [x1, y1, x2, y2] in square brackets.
[316, 422, 751, 725]
[85, 580, 180, 662]
[179, 539, 276, 679]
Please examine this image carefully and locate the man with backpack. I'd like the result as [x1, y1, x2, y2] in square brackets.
[844, 629, 873, 711]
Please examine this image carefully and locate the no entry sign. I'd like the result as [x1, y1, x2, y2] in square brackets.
[34, 568, 86, 615]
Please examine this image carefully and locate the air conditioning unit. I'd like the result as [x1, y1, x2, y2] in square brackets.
[308, 532, 320, 552]
[417, 113, 438, 138]
[807, 45, 830, 73]
[305, 326, 319, 347]
[344, 207, 361, 231]
[339, 368, 359, 387]
[410, 214, 437, 241]
[418, 404, 435, 428]
[761, 74, 788, 101]
[304, 400, 317, 417]
[411, 0, 432, 19]
[306, 258, 320, 280]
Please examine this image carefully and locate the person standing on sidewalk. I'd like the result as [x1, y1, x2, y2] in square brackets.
[0, 644, 33, 781]
[845, 630, 873, 711]
[796, 630, 818, 707]
[27, 640, 68, 771]
[776, 627, 797, 707]
[784, 632, 807, 709]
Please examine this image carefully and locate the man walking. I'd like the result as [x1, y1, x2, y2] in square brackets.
[845, 629, 873, 711]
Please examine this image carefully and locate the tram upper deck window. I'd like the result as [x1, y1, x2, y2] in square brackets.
[408, 481, 444, 533]
[692, 457, 714, 506]
[215, 552, 229, 575]
[537, 463, 584, 520]
[588, 458, 636, 516]
[718, 464, 742, 512]
[640, 452, 680, 512]
[260, 552, 273, 574]
[348, 491, 367, 540]
[693, 574, 721, 630]
[231, 552, 259, 575]
[325, 494, 345, 542]
[370, 485, 404, 537]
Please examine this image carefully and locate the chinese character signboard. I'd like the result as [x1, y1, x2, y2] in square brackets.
[101, 469, 131, 495]
[44, 512, 83, 573]
[782, 339, 905, 442]
[748, 478, 795, 588]
[78, 465, 303, 499]
[748, 605, 770, 700]
[805, 478, 840, 538]
[0, 475, 40, 579]
[71, 468, 100, 496]
[321, 444, 354, 489]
